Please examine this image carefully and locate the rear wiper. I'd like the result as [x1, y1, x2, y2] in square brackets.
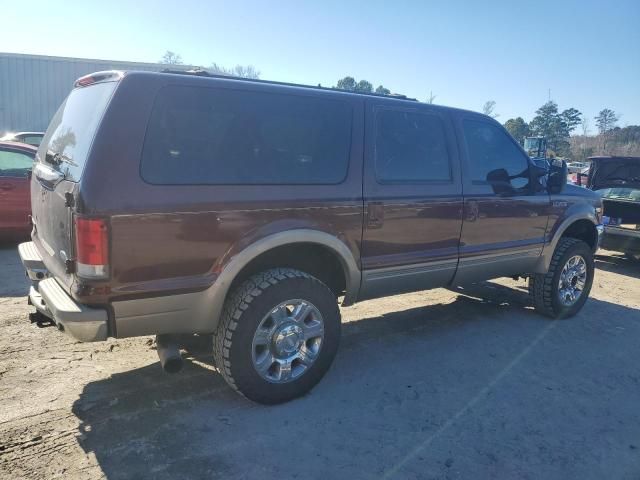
[44, 150, 77, 168]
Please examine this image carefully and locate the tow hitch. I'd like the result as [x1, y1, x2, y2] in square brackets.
[29, 311, 56, 328]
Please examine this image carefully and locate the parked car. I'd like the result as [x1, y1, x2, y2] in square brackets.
[0, 141, 36, 241]
[20, 70, 603, 404]
[0, 132, 45, 147]
[587, 156, 640, 259]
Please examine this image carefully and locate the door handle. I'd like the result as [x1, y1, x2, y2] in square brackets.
[465, 200, 479, 222]
[367, 202, 384, 229]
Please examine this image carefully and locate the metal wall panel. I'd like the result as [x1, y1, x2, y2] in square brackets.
[0, 52, 194, 135]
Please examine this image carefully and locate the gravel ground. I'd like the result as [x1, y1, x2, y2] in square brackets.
[0, 244, 639, 480]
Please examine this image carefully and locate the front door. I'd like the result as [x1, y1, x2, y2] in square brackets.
[360, 102, 463, 299]
[453, 115, 550, 283]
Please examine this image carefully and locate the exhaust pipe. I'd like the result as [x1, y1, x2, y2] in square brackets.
[156, 335, 183, 373]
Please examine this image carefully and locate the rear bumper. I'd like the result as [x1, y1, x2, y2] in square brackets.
[601, 226, 640, 254]
[19, 241, 109, 342]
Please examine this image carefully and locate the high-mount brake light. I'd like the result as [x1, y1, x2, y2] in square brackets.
[74, 70, 123, 88]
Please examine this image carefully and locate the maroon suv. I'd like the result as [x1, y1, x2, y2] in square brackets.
[20, 70, 603, 403]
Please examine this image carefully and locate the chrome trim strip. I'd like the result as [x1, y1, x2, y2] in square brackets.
[364, 259, 457, 281]
[457, 248, 541, 268]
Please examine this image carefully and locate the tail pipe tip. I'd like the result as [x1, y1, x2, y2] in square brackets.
[156, 335, 183, 374]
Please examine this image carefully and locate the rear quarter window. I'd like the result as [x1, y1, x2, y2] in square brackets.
[141, 86, 353, 185]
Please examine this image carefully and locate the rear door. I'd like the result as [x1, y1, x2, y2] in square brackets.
[31, 79, 118, 291]
[360, 101, 463, 299]
[0, 147, 33, 233]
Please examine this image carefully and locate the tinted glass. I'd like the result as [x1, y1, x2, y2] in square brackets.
[375, 110, 451, 182]
[463, 120, 529, 185]
[37, 82, 117, 182]
[0, 150, 33, 177]
[591, 160, 640, 184]
[141, 86, 352, 185]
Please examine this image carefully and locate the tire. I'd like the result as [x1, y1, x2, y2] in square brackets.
[529, 237, 595, 319]
[213, 268, 341, 404]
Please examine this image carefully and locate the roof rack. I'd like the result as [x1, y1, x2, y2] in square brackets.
[159, 68, 418, 102]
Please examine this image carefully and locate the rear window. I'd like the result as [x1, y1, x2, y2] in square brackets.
[141, 86, 352, 185]
[37, 82, 117, 182]
[21, 135, 43, 147]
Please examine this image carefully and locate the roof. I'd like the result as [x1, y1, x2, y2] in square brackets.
[588, 156, 640, 162]
[158, 68, 419, 102]
[140, 69, 485, 117]
[2, 132, 44, 137]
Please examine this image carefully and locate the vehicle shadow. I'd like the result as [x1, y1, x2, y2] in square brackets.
[71, 280, 640, 479]
[0, 243, 30, 297]
[595, 251, 640, 279]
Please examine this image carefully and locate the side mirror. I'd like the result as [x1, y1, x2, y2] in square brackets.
[548, 159, 568, 194]
[486, 168, 515, 196]
[530, 164, 548, 178]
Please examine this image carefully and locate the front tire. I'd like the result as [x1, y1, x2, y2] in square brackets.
[529, 237, 595, 319]
[213, 268, 341, 404]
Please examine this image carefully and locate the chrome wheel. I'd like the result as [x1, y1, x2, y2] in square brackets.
[558, 255, 587, 306]
[251, 299, 325, 383]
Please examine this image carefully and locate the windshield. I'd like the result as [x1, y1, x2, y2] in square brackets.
[36, 82, 117, 182]
[524, 138, 544, 157]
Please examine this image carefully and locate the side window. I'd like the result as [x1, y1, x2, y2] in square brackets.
[463, 119, 529, 186]
[0, 150, 33, 177]
[141, 86, 352, 185]
[22, 136, 42, 147]
[375, 109, 451, 182]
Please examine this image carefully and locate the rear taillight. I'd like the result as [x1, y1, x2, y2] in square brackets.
[75, 217, 109, 279]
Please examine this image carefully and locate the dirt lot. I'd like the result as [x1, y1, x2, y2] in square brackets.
[0, 245, 639, 480]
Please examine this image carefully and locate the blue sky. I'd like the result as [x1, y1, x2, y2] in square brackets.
[3, 0, 639, 127]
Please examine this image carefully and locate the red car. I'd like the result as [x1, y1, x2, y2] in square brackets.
[0, 141, 37, 240]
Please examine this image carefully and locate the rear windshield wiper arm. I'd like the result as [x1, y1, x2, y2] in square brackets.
[44, 150, 77, 168]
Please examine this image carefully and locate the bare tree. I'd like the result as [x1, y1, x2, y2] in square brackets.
[229, 65, 260, 79]
[426, 91, 437, 104]
[581, 117, 590, 136]
[209, 62, 260, 79]
[160, 51, 183, 65]
[482, 100, 499, 118]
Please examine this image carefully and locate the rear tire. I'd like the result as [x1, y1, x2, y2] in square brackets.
[529, 237, 594, 319]
[213, 268, 341, 404]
